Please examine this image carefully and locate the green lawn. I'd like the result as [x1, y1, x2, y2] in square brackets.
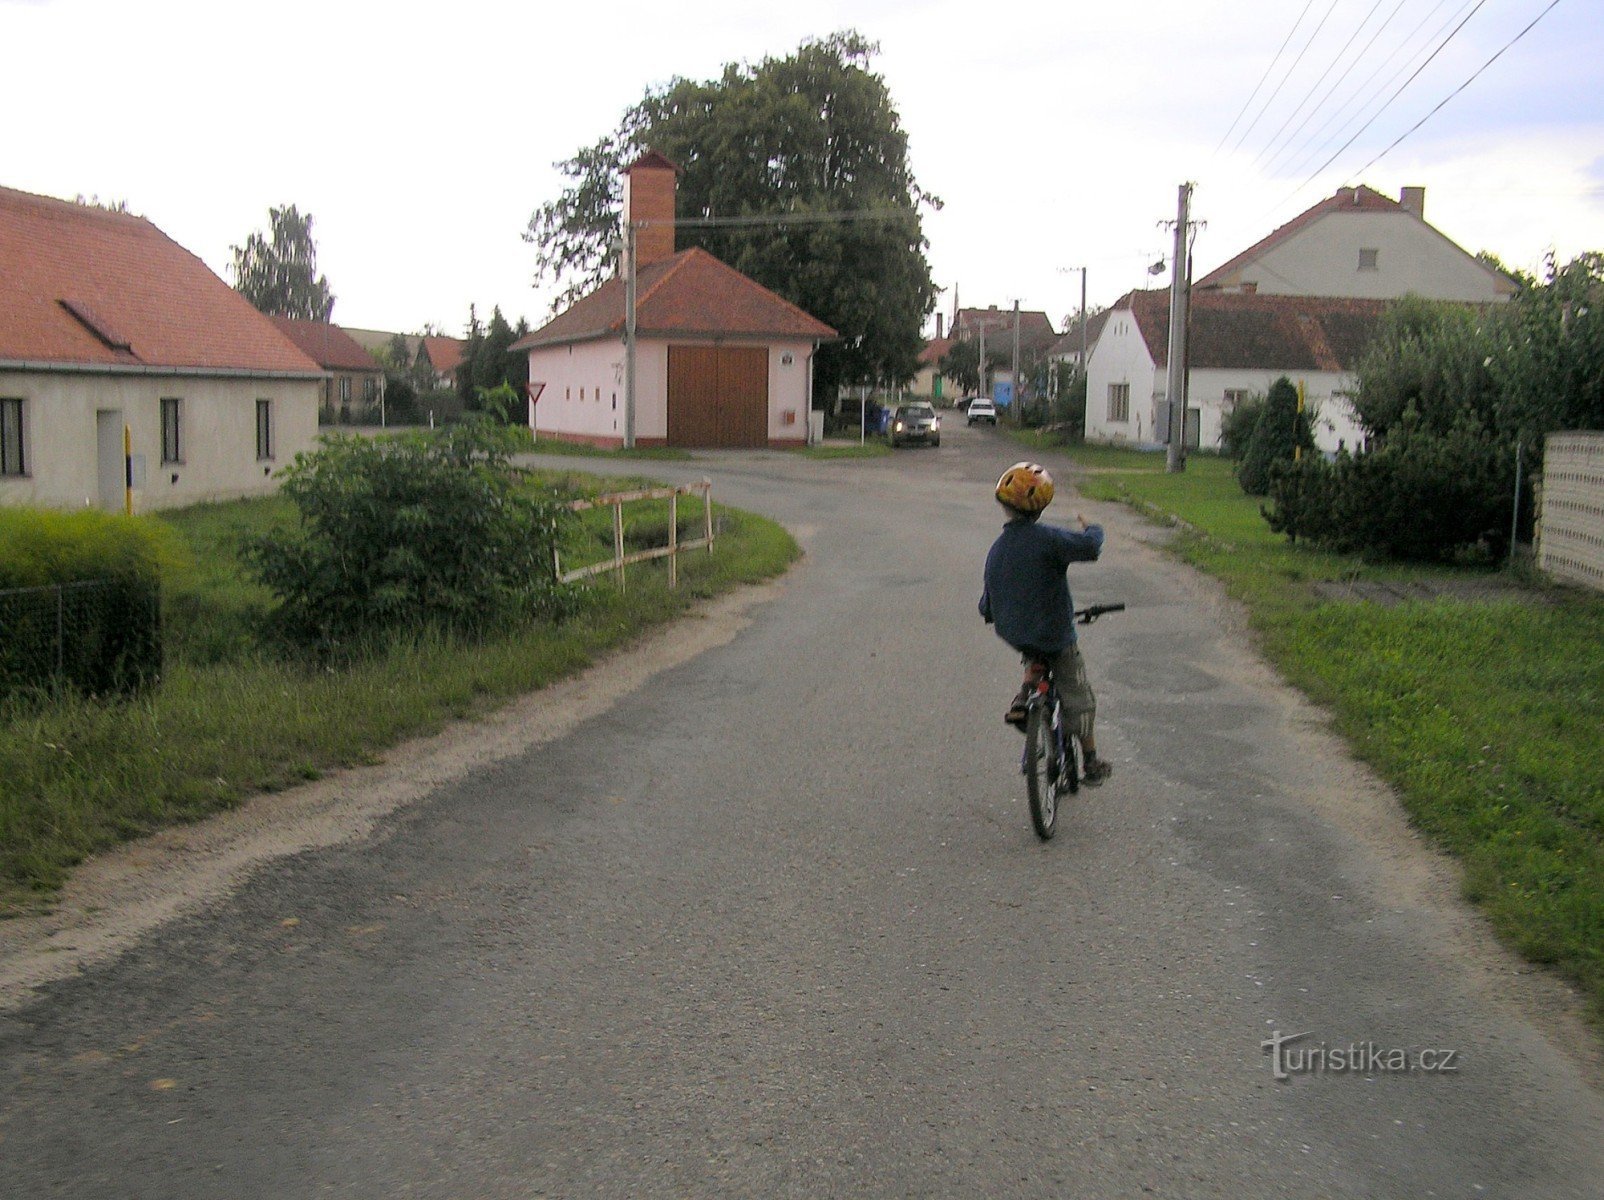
[0, 472, 797, 912]
[1055, 441, 1604, 1022]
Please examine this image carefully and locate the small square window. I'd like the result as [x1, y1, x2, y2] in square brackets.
[1358, 248, 1379, 271]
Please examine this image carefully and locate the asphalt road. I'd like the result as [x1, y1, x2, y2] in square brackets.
[3, 421, 1601, 1198]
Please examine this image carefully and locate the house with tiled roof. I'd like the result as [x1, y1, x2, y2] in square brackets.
[1084, 289, 1388, 453]
[0, 186, 322, 511]
[910, 334, 954, 403]
[512, 151, 837, 448]
[267, 316, 385, 420]
[416, 335, 466, 389]
[1195, 185, 1516, 303]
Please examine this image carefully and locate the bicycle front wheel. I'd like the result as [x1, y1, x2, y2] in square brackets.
[1023, 702, 1057, 840]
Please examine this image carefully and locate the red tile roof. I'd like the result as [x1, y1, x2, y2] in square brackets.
[0, 185, 320, 375]
[511, 247, 837, 351]
[1115, 288, 1389, 372]
[419, 335, 466, 373]
[919, 337, 953, 366]
[952, 307, 1057, 352]
[268, 316, 381, 372]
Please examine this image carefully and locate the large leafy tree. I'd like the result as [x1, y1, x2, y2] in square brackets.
[524, 31, 939, 404]
[231, 204, 336, 320]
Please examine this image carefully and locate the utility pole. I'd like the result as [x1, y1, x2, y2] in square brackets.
[977, 319, 988, 402]
[1165, 183, 1193, 473]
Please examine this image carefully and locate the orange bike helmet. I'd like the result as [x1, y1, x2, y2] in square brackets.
[995, 461, 1054, 513]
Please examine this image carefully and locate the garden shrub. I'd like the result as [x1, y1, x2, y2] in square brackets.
[241, 418, 577, 651]
[1265, 419, 1515, 561]
[1237, 376, 1315, 495]
[0, 508, 175, 695]
[1219, 391, 1265, 460]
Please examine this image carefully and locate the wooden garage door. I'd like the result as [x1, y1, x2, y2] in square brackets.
[667, 345, 768, 448]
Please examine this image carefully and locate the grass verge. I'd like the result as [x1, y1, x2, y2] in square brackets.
[1054, 441, 1604, 1022]
[0, 475, 797, 912]
[799, 441, 892, 460]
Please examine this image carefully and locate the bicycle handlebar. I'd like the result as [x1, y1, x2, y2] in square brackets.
[1075, 602, 1126, 624]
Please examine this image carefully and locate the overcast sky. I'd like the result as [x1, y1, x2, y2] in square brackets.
[6, 0, 1600, 338]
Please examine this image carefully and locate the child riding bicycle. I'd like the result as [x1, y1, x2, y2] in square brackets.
[978, 461, 1113, 786]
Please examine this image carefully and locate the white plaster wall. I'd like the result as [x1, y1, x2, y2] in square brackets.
[529, 338, 816, 445]
[1187, 368, 1362, 454]
[0, 371, 319, 511]
[766, 341, 813, 443]
[1084, 312, 1158, 443]
[527, 340, 628, 441]
[1242, 213, 1509, 302]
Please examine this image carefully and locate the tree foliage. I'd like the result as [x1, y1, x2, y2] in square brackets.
[241, 420, 573, 650]
[1262, 252, 1604, 560]
[231, 204, 335, 320]
[523, 31, 939, 403]
[937, 339, 1006, 398]
[1237, 377, 1315, 496]
[454, 305, 530, 414]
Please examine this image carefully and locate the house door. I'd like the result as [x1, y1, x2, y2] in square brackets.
[667, 346, 768, 448]
[96, 409, 125, 511]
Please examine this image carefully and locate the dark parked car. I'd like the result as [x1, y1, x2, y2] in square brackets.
[888, 402, 940, 448]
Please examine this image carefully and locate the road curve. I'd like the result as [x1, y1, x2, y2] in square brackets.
[2, 421, 1600, 1198]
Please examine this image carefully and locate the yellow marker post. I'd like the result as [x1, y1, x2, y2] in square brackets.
[1294, 380, 1306, 462]
[123, 424, 133, 515]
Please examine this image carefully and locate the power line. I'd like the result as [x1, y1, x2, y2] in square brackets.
[1258, 0, 1407, 174]
[1252, 0, 1391, 168]
[1231, 0, 1343, 154]
[636, 208, 913, 230]
[1277, 0, 1465, 182]
[1292, 0, 1491, 193]
[1214, 0, 1318, 154]
[1344, 0, 1566, 179]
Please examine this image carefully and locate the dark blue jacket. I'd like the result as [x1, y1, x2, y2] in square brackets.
[979, 516, 1104, 654]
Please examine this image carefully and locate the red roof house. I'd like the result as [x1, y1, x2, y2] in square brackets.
[268, 316, 385, 418]
[512, 151, 837, 448]
[0, 186, 323, 510]
[1085, 288, 1388, 453]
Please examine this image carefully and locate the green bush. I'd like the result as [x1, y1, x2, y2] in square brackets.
[1219, 391, 1265, 460]
[1237, 376, 1315, 496]
[240, 419, 577, 650]
[1265, 419, 1515, 561]
[0, 508, 176, 695]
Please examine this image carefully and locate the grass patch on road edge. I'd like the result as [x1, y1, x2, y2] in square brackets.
[1059, 443, 1604, 1023]
[0, 483, 797, 913]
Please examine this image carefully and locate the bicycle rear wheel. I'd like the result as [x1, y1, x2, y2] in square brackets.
[1023, 701, 1057, 840]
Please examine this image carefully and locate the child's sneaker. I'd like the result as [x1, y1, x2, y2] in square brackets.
[1082, 756, 1113, 787]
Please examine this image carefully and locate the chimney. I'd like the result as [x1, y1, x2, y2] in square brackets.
[623, 150, 680, 267]
[1399, 186, 1425, 219]
[936, 313, 944, 339]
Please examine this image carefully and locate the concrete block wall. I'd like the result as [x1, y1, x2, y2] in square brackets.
[1538, 431, 1604, 591]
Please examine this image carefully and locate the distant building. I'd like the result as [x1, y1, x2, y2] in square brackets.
[0, 186, 321, 511]
[267, 316, 385, 418]
[1195, 185, 1516, 303]
[417, 335, 467, 389]
[512, 151, 837, 448]
[1085, 289, 1387, 453]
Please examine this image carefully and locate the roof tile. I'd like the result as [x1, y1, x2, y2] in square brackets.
[0, 185, 320, 375]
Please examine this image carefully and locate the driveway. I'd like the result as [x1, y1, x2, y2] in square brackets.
[2, 421, 1600, 1197]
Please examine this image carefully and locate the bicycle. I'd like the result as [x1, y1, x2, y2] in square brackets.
[1020, 603, 1125, 841]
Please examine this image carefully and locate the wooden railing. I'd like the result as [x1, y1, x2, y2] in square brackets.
[556, 479, 714, 590]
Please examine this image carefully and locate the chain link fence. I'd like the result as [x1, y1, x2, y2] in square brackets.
[0, 578, 162, 698]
